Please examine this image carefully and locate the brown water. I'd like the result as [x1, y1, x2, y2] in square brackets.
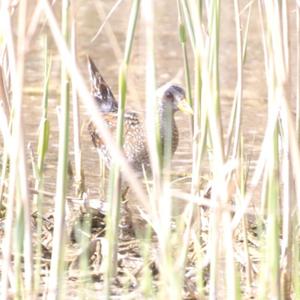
[23, 0, 275, 202]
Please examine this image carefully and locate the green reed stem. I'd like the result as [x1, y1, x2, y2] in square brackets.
[176, 2, 205, 297]
[179, 0, 196, 51]
[0, 67, 10, 208]
[260, 128, 280, 299]
[281, 133, 293, 299]
[17, 0, 34, 295]
[14, 188, 24, 299]
[258, 1, 293, 298]
[2, 0, 34, 297]
[0, 65, 10, 118]
[143, 2, 183, 297]
[78, 211, 92, 300]
[203, 0, 238, 298]
[33, 35, 51, 294]
[226, 3, 251, 160]
[49, 81, 70, 298]
[123, 0, 140, 65]
[140, 226, 154, 298]
[104, 0, 140, 297]
[225, 0, 244, 160]
[0, 126, 10, 208]
[177, 0, 193, 132]
[293, 227, 300, 298]
[48, 0, 70, 298]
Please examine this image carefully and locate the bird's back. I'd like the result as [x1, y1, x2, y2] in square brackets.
[88, 111, 150, 173]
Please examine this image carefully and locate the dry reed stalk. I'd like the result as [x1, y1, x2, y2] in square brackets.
[1, 0, 33, 297]
[47, 0, 70, 297]
[71, 3, 85, 197]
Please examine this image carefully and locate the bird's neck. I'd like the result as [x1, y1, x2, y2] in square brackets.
[158, 101, 175, 121]
[158, 102, 178, 158]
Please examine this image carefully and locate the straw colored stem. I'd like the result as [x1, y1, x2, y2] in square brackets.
[71, 11, 85, 197]
[297, 3, 300, 137]
[33, 35, 51, 295]
[225, 0, 244, 160]
[0, 66, 10, 118]
[48, 0, 70, 298]
[1, 0, 34, 297]
[104, 1, 141, 296]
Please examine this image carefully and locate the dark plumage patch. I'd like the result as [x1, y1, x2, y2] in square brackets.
[172, 85, 185, 95]
[87, 56, 118, 113]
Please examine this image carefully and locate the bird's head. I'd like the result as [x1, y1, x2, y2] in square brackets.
[157, 83, 193, 115]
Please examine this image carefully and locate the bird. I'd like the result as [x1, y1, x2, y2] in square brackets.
[87, 56, 192, 176]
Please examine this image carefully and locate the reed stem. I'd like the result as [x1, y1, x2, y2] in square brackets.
[104, 1, 141, 297]
[48, 0, 70, 298]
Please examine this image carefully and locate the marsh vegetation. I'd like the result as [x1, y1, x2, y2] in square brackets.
[0, 0, 299, 299]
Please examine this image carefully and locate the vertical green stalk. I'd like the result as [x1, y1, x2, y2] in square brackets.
[33, 35, 51, 294]
[0, 66, 10, 117]
[78, 212, 92, 300]
[181, 14, 206, 288]
[104, 0, 140, 297]
[2, 0, 34, 297]
[258, 1, 292, 298]
[48, 0, 70, 298]
[260, 128, 280, 299]
[205, 1, 223, 298]
[0, 67, 10, 208]
[16, 0, 34, 295]
[205, 0, 238, 298]
[139, 226, 154, 298]
[226, 3, 252, 159]
[189, 0, 206, 198]
[179, 0, 196, 50]
[226, 0, 243, 159]
[177, 0, 193, 132]
[0, 123, 10, 208]
[293, 225, 300, 298]
[280, 2, 293, 286]
[224, 1, 243, 296]
[191, 53, 203, 195]
[294, 6, 300, 298]
[177, 1, 205, 297]
[143, 1, 182, 297]
[281, 134, 293, 299]
[14, 186, 24, 299]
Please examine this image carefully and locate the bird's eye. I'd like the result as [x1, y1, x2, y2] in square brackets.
[165, 91, 174, 101]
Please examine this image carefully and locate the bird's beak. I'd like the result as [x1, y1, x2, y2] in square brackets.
[177, 99, 193, 115]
